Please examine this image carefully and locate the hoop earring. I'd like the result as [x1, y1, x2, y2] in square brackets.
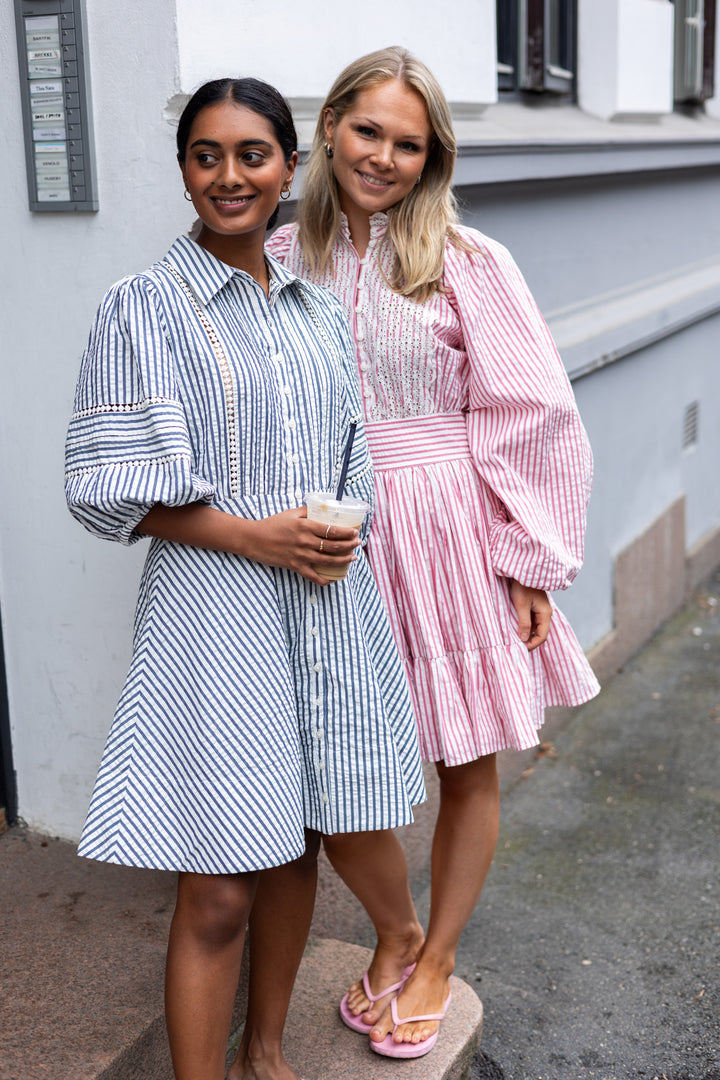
[280, 187, 292, 201]
[415, 174, 422, 185]
[184, 189, 193, 202]
[324, 142, 334, 158]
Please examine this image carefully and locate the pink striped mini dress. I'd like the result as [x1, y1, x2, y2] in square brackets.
[267, 216, 600, 765]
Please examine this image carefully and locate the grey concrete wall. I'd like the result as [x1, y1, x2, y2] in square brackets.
[457, 169, 720, 658]
[459, 169, 720, 314]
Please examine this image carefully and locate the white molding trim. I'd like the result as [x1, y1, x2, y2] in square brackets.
[454, 138, 720, 185]
[547, 256, 720, 380]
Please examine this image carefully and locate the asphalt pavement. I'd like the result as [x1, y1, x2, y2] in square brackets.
[436, 568, 720, 1080]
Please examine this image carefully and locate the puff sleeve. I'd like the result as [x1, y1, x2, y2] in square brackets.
[64, 275, 216, 544]
[444, 231, 593, 592]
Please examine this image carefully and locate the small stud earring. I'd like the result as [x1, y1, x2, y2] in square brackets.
[415, 174, 422, 185]
[184, 189, 193, 202]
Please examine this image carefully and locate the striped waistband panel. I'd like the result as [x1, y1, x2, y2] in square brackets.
[364, 413, 471, 469]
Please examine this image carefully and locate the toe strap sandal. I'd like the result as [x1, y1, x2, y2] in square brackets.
[370, 991, 452, 1059]
[339, 963, 416, 1034]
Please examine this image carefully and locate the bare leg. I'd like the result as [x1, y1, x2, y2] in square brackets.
[228, 831, 321, 1080]
[322, 829, 425, 1025]
[371, 753, 500, 1046]
[165, 871, 258, 1080]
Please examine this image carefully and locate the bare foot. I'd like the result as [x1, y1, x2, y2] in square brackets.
[343, 924, 424, 1026]
[369, 957, 452, 1046]
[227, 1046, 302, 1080]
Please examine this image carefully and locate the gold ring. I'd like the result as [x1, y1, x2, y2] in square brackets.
[319, 539, 324, 553]
[325, 523, 332, 538]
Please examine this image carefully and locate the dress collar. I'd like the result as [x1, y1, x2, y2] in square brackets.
[163, 234, 303, 306]
[338, 211, 389, 247]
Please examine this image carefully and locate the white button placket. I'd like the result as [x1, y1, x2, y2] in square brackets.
[354, 259, 376, 417]
[272, 337, 303, 504]
[308, 593, 332, 820]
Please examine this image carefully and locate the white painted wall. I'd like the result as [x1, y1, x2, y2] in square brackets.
[0, 0, 190, 837]
[175, 0, 498, 108]
[578, 0, 674, 120]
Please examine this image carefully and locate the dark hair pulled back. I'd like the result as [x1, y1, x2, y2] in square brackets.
[177, 77, 297, 230]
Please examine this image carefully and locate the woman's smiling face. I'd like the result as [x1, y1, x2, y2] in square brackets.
[180, 98, 296, 246]
[324, 79, 432, 222]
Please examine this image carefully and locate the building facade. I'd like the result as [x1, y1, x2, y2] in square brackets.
[1, 0, 719, 837]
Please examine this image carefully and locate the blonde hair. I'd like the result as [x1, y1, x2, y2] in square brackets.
[298, 46, 469, 303]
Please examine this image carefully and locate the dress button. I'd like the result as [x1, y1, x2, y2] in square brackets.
[363, 387, 373, 398]
[311, 626, 319, 637]
[294, 489, 302, 501]
[310, 597, 318, 608]
[356, 331, 365, 342]
[359, 361, 369, 372]
[287, 419, 296, 431]
[322, 795, 329, 805]
[313, 661, 322, 672]
[318, 762, 325, 771]
[283, 385, 291, 395]
[291, 453, 300, 464]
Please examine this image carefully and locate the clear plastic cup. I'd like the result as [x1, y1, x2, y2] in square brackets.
[306, 492, 371, 580]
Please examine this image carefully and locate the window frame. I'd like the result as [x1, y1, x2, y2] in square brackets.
[497, 0, 576, 96]
[673, 0, 718, 104]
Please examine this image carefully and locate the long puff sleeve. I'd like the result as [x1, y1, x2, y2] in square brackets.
[65, 275, 215, 544]
[444, 231, 593, 591]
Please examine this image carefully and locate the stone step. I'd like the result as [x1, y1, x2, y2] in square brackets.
[234, 939, 484, 1080]
[104, 939, 483, 1080]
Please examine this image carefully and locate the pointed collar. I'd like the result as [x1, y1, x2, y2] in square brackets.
[163, 234, 304, 306]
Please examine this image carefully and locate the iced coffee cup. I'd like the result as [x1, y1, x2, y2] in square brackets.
[306, 492, 371, 580]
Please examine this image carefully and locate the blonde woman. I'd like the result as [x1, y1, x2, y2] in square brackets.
[267, 46, 600, 1060]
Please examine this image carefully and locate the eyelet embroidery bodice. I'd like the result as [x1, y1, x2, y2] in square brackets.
[274, 214, 468, 423]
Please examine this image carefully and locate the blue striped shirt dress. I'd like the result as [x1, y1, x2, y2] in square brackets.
[65, 235, 426, 875]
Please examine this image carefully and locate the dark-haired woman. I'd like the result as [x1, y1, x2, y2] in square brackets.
[65, 77, 424, 1080]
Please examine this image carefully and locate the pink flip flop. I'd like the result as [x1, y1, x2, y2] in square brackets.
[339, 964, 416, 1034]
[369, 991, 452, 1058]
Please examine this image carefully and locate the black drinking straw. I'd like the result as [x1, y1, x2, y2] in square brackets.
[335, 421, 357, 501]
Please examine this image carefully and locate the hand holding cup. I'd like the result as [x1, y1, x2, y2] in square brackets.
[306, 492, 370, 580]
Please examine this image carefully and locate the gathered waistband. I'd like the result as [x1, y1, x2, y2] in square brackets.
[364, 413, 470, 469]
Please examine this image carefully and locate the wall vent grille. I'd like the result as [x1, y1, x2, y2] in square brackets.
[683, 401, 700, 449]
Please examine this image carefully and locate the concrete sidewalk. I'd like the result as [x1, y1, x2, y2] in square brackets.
[2, 569, 719, 1079]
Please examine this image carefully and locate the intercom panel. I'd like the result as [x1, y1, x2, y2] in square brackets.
[15, 0, 98, 211]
